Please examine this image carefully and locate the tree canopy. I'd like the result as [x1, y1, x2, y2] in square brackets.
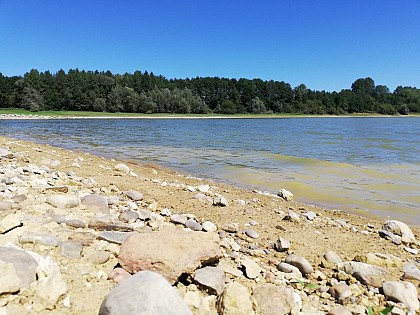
[0, 70, 418, 115]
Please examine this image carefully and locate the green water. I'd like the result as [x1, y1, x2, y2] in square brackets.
[1, 117, 419, 224]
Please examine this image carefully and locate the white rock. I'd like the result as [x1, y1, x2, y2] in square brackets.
[382, 281, 419, 311]
[46, 194, 79, 209]
[114, 163, 130, 174]
[382, 220, 415, 244]
[278, 189, 293, 201]
[241, 256, 262, 279]
[202, 221, 217, 232]
[0, 260, 22, 294]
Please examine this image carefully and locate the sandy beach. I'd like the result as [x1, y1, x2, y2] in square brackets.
[0, 135, 419, 314]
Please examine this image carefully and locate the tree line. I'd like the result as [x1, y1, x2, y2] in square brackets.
[0, 69, 419, 115]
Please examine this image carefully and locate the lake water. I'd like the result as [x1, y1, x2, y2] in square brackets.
[1, 117, 419, 224]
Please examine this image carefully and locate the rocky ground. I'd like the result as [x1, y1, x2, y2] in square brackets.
[0, 135, 419, 315]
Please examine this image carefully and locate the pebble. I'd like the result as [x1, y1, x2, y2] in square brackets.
[170, 214, 188, 225]
[59, 240, 83, 259]
[98, 231, 135, 244]
[185, 219, 203, 231]
[202, 221, 217, 232]
[114, 163, 130, 174]
[329, 283, 352, 303]
[324, 251, 342, 264]
[278, 189, 293, 201]
[118, 210, 139, 223]
[89, 251, 110, 265]
[245, 229, 259, 239]
[274, 237, 290, 252]
[223, 223, 239, 233]
[241, 256, 262, 279]
[213, 195, 228, 207]
[285, 254, 314, 275]
[19, 233, 59, 247]
[125, 190, 144, 201]
[192, 266, 225, 295]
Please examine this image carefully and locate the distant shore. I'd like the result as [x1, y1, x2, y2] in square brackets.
[0, 111, 416, 120]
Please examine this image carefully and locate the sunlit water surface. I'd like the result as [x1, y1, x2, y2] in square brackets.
[1, 117, 419, 224]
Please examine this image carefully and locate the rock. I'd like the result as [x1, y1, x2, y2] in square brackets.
[68, 231, 96, 246]
[59, 241, 83, 259]
[324, 251, 342, 264]
[88, 219, 133, 232]
[197, 185, 210, 193]
[278, 189, 293, 201]
[0, 260, 23, 294]
[118, 226, 221, 284]
[114, 163, 130, 174]
[253, 284, 300, 315]
[274, 238, 290, 252]
[125, 190, 143, 201]
[0, 247, 38, 288]
[193, 193, 213, 203]
[404, 247, 418, 255]
[98, 231, 135, 244]
[107, 195, 120, 206]
[108, 268, 131, 284]
[223, 223, 239, 233]
[46, 194, 79, 209]
[89, 251, 110, 265]
[160, 208, 172, 216]
[217, 282, 255, 315]
[202, 221, 217, 232]
[361, 252, 403, 269]
[0, 201, 13, 211]
[30, 254, 68, 311]
[213, 195, 228, 207]
[328, 305, 352, 315]
[303, 211, 317, 221]
[185, 219, 203, 231]
[285, 254, 314, 275]
[283, 211, 300, 222]
[329, 283, 352, 303]
[99, 271, 193, 315]
[277, 262, 301, 276]
[118, 210, 139, 223]
[19, 233, 59, 247]
[12, 194, 27, 203]
[137, 209, 152, 221]
[402, 262, 420, 281]
[382, 281, 419, 311]
[81, 194, 109, 214]
[192, 266, 225, 295]
[245, 229, 259, 239]
[378, 229, 401, 244]
[0, 213, 22, 233]
[170, 214, 188, 226]
[241, 256, 262, 279]
[337, 261, 388, 287]
[382, 220, 415, 244]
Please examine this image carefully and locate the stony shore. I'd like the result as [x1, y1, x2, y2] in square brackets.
[0, 135, 419, 314]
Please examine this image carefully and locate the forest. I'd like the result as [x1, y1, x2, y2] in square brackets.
[0, 69, 419, 115]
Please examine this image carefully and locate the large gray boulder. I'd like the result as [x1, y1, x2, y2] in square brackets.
[99, 271, 192, 315]
[118, 226, 222, 284]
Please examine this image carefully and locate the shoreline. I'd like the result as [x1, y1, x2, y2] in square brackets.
[0, 135, 419, 313]
[0, 112, 417, 120]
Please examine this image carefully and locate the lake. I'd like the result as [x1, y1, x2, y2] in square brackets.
[1, 117, 419, 224]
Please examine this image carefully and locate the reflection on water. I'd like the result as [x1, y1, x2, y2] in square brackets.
[0, 117, 419, 224]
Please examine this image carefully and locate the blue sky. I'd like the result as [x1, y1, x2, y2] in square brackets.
[1, 0, 419, 91]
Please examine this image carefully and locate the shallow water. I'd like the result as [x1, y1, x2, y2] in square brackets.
[1, 117, 419, 224]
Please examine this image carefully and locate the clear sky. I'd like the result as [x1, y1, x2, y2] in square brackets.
[1, 0, 419, 91]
